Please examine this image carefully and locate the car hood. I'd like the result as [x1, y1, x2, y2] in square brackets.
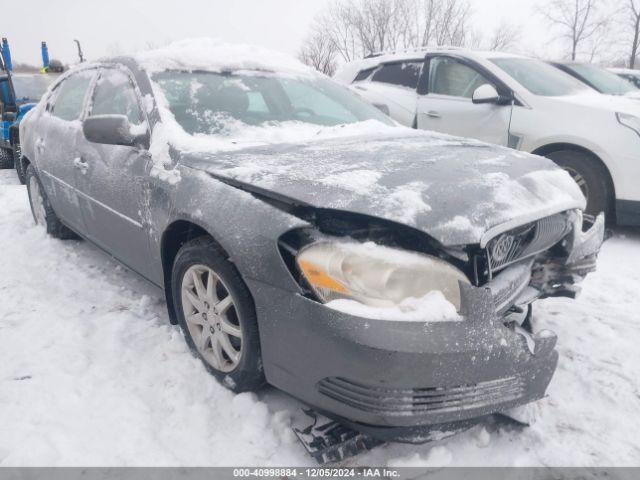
[554, 91, 640, 115]
[182, 131, 585, 246]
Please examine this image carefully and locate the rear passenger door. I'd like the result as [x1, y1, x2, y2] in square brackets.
[37, 69, 96, 233]
[417, 55, 512, 145]
[75, 67, 154, 279]
[352, 60, 423, 126]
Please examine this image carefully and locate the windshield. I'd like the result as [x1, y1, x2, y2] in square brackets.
[565, 64, 638, 95]
[492, 57, 589, 97]
[152, 71, 394, 135]
[12, 74, 58, 101]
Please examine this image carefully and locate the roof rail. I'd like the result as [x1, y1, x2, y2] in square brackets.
[363, 44, 465, 60]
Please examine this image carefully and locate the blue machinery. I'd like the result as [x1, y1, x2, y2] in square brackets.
[1, 37, 64, 172]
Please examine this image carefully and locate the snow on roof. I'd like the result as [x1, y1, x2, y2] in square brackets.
[134, 38, 316, 77]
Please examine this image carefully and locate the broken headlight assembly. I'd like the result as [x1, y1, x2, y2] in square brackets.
[296, 241, 470, 310]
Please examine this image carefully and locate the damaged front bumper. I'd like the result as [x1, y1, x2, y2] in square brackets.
[253, 211, 605, 444]
[530, 211, 605, 299]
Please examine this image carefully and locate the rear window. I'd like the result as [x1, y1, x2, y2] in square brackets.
[371, 61, 423, 89]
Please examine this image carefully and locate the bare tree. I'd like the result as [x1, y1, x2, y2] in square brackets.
[485, 21, 521, 51]
[538, 0, 609, 60]
[623, 0, 640, 67]
[431, 0, 473, 46]
[298, 30, 338, 76]
[300, 0, 474, 72]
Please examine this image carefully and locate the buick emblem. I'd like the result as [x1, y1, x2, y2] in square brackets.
[491, 234, 514, 263]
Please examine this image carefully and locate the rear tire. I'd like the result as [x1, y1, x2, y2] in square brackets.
[171, 236, 265, 392]
[544, 150, 611, 220]
[25, 164, 77, 239]
[14, 143, 26, 184]
[0, 147, 14, 169]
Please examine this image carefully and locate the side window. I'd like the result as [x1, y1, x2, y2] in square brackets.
[90, 69, 143, 124]
[51, 71, 94, 121]
[429, 57, 491, 98]
[624, 74, 640, 89]
[371, 61, 423, 89]
[353, 67, 376, 83]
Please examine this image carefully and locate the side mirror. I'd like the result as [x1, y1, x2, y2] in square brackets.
[83, 114, 149, 149]
[472, 84, 502, 104]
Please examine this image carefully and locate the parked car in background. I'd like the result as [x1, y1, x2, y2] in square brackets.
[609, 67, 640, 89]
[335, 49, 640, 225]
[551, 62, 640, 98]
[0, 73, 58, 181]
[19, 39, 603, 452]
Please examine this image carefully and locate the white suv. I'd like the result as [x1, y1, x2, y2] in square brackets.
[335, 49, 640, 224]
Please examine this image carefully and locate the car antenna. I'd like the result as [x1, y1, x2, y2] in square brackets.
[74, 39, 84, 63]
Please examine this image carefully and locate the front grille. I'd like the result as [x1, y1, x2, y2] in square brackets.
[486, 212, 572, 273]
[318, 376, 525, 416]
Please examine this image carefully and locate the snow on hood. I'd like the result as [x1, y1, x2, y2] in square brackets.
[134, 38, 315, 78]
[181, 130, 586, 247]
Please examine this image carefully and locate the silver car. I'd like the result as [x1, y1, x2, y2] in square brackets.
[18, 45, 604, 447]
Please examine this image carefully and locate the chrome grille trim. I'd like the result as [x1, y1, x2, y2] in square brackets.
[486, 212, 572, 273]
[318, 376, 526, 416]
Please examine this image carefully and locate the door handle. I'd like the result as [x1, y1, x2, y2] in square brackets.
[73, 157, 89, 174]
[426, 110, 441, 118]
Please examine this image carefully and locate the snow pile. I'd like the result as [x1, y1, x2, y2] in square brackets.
[327, 291, 460, 322]
[319, 169, 383, 195]
[134, 38, 315, 78]
[492, 169, 585, 217]
[436, 216, 486, 241]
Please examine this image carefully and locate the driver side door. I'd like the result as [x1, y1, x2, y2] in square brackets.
[416, 55, 512, 146]
[75, 67, 154, 280]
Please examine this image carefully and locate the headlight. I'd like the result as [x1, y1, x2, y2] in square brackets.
[296, 241, 470, 311]
[616, 112, 640, 136]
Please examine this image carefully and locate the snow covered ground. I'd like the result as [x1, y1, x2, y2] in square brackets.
[1, 167, 639, 466]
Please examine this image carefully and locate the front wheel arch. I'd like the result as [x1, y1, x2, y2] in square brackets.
[160, 220, 232, 325]
[532, 143, 615, 220]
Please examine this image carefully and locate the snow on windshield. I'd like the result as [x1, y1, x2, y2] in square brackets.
[151, 70, 393, 135]
[138, 39, 402, 182]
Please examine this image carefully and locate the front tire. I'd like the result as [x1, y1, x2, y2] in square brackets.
[25, 164, 76, 239]
[544, 150, 611, 220]
[0, 147, 13, 169]
[171, 236, 265, 392]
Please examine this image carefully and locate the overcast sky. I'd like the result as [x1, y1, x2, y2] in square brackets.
[2, 0, 562, 67]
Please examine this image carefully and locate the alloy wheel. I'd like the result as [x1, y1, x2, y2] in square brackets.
[564, 166, 589, 203]
[180, 264, 243, 372]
